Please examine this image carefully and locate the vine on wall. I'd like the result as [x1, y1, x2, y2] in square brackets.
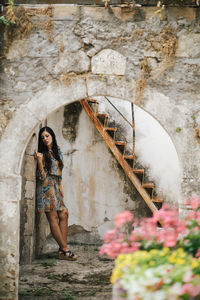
[0, 4, 53, 55]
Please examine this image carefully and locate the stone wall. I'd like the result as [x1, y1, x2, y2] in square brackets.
[0, 4, 200, 298]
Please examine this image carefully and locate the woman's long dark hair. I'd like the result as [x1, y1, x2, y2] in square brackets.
[38, 126, 63, 172]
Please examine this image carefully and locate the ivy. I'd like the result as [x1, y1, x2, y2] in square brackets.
[0, 0, 15, 26]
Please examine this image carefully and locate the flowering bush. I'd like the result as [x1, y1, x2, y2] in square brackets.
[100, 196, 200, 259]
[112, 248, 200, 300]
[100, 196, 200, 300]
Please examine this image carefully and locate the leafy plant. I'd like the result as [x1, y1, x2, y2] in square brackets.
[100, 197, 200, 299]
[34, 288, 44, 296]
[62, 289, 74, 299]
[176, 127, 182, 132]
[40, 259, 57, 267]
[112, 248, 200, 299]
[0, 0, 15, 26]
[0, 16, 10, 26]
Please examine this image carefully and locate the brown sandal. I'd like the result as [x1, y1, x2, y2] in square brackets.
[58, 249, 77, 261]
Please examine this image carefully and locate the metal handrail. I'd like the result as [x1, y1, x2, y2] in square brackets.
[104, 96, 135, 161]
[104, 96, 133, 128]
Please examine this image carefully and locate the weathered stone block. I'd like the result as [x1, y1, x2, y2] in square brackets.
[87, 74, 135, 101]
[111, 6, 136, 21]
[26, 78, 87, 122]
[142, 6, 166, 20]
[24, 156, 35, 181]
[176, 33, 200, 58]
[91, 49, 126, 76]
[171, 7, 196, 21]
[6, 39, 29, 60]
[20, 235, 34, 264]
[25, 181, 35, 199]
[0, 107, 39, 176]
[25, 133, 37, 156]
[0, 175, 22, 203]
[24, 200, 35, 236]
[54, 50, 90, 74]
[27, 32, 58, 58]
[0, 200, 19, 298]
[53, 5, 80, 20]
[54, 33, 82, 52]
[14, 81, 27, 92]
[81, 7, 111, 21]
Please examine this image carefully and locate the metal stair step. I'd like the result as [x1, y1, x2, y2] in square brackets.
[124, 155, 134, 168]
[152, 196, 163, 203]
[124, 155, 134, 160]
[96, 113, 108, 118]
[115, 141, 126, 155]
[133, 168, 144, 174]
[87, 99, 99, 104]
[96, 113, 109, 126]
[104, 127, 117, 139]
[104, 127, 117, 131]
[86, 98, 99, 113]
[142, 182, 155, 189]
[115, 141, 126, 146]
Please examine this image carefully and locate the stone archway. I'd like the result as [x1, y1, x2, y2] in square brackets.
[0, 74, 137, 299]
[0, 74, 183, 298]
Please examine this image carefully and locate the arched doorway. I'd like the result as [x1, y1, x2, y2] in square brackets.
[19, 95, 181, 265]
[0, 77, 182, 298]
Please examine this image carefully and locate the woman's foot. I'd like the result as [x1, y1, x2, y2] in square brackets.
[58, 248, 77, 261]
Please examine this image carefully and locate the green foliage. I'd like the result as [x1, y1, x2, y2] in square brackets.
[62, 289, 74, 299]
[40, 259, 57, 267]
[0, 0, 15, 26]
[176, 127, 182, 132]
[18, 290, 30, 296]
[34, 288, 44, 296]
[0, 16, 10, 25]
[88, 289, 97, 296]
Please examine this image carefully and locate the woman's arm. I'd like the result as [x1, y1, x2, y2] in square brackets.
[58, 148, 64, 167]
[34, 151, 47, 180]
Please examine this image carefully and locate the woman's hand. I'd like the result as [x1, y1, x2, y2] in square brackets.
[34, 150, 43, 162]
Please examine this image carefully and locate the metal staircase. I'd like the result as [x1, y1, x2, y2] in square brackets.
[80, 98, 163, 214]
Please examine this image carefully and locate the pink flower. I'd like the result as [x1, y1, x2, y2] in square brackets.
[191, 195, 200, 210]
[177, 220, 187, 235]
[181, 284, 200, 297]
[163, 229, 178, 247]
[197, 211, 200, 225]
[183, 270, 193, 282]
[156, 229, 165, 243]
[185, 197, 190, 205]
[114, 210, 133, 227]
[195, 249, 200, 258]
[104, 229, 117, 243]
[99, 241, 123, 258]
[188, 211, 196, 220]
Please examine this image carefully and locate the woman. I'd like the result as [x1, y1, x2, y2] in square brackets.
[35, 126, 77, 261]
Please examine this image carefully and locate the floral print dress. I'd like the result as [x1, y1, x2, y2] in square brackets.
[36, 149, 67, 212]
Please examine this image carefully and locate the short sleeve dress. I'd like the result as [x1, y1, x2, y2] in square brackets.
[36, 149, 67, 212]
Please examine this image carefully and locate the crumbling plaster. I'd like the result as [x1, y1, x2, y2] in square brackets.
[0, 4, 200, 298]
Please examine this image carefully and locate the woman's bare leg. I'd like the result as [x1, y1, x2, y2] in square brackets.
[45, 210, 67, 250]
[58, 209, 68, 248]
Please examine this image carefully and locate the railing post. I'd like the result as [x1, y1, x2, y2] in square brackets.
[131, 103, 135, 167]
